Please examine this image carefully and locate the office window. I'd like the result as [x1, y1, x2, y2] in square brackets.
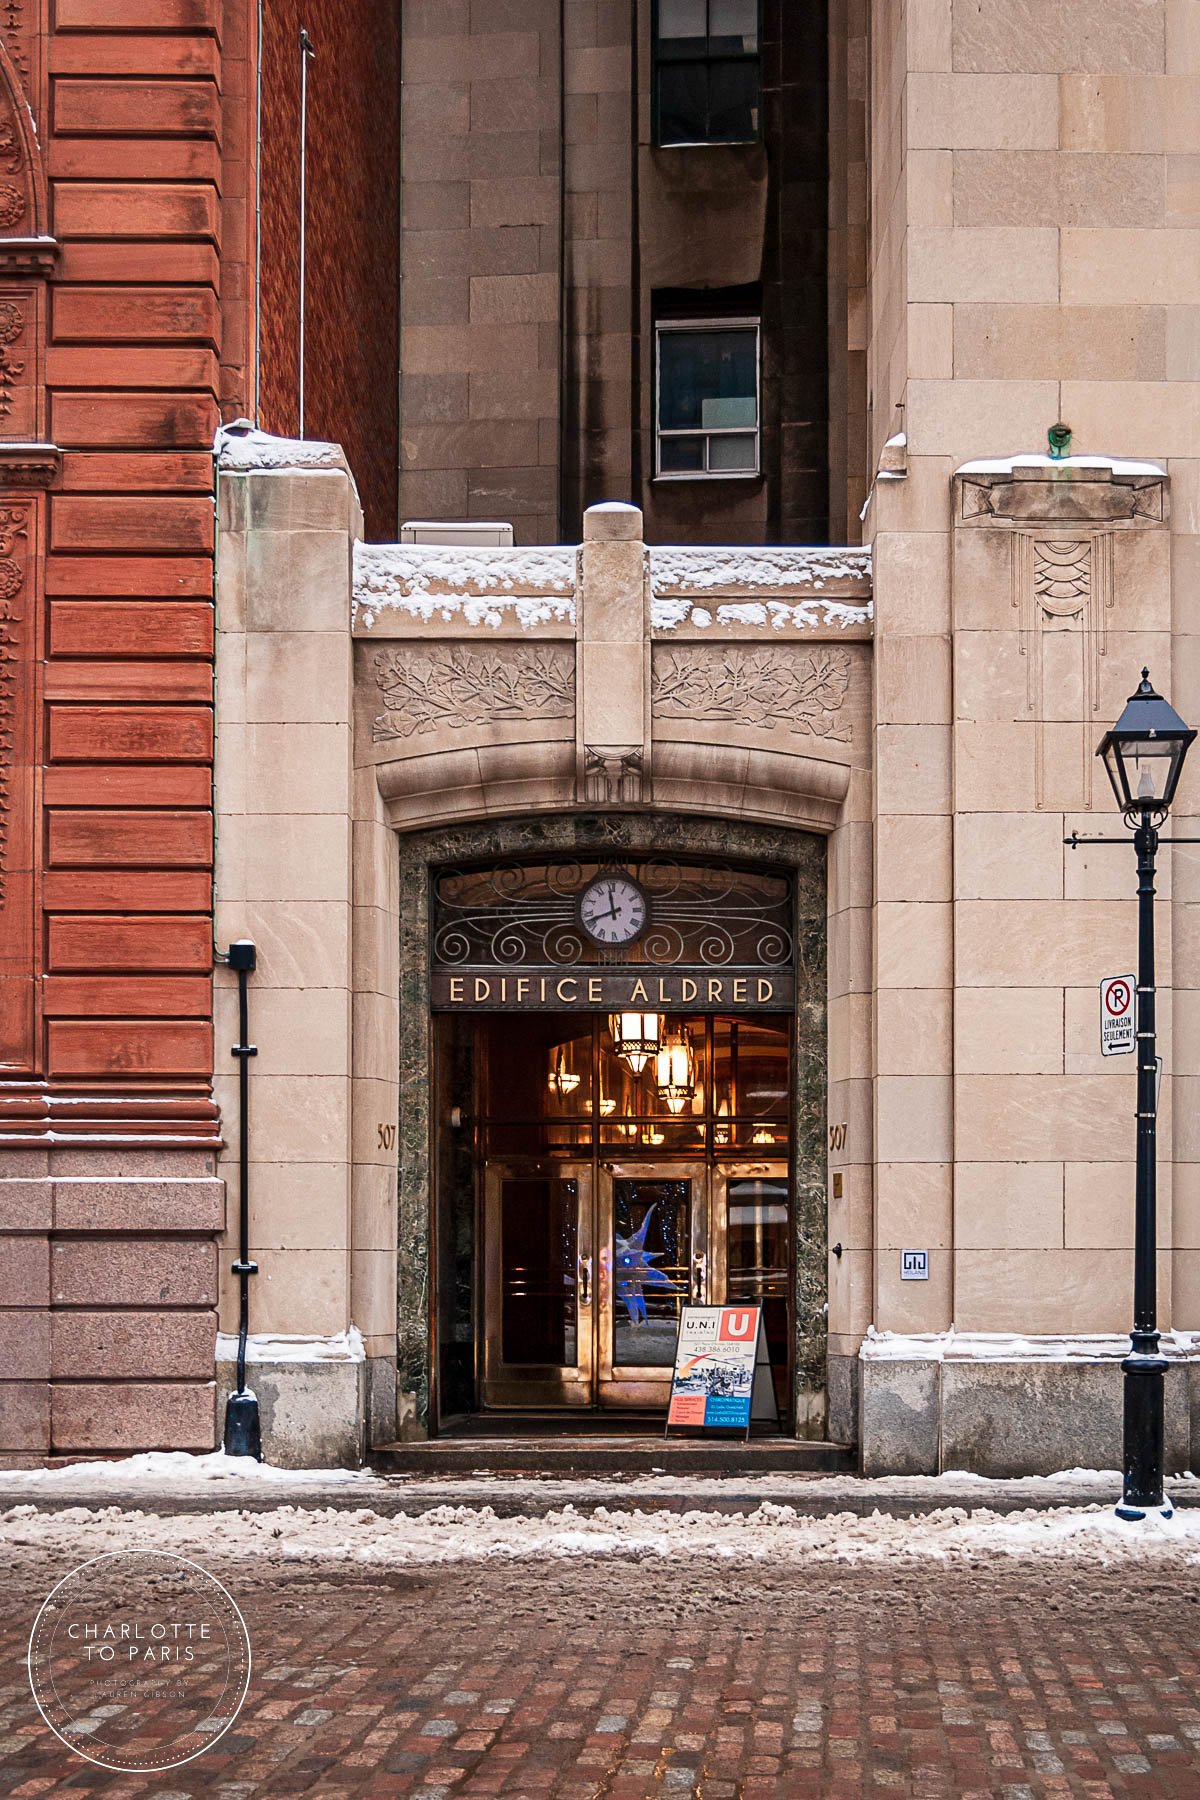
[655, 318, 759, 478]
[654, 0, 760, 145]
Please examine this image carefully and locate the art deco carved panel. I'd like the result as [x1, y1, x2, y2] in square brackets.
[370, 644, 575, 743]
[651, 646, 853, 743]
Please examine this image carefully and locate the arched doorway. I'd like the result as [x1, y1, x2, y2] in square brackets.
[396, 814, 828, 1437]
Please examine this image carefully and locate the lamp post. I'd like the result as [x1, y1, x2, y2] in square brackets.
[1097, 671, 1195, 1520]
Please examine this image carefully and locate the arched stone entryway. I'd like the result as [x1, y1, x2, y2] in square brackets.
[393, 811, 828, 1436]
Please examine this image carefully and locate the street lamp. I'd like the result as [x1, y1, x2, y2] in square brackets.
[1097, 671, 1195, 1521]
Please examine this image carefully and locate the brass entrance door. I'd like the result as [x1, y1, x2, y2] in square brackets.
[596, 1162, 709, 1410]
[481, 1159, 790, 1411]
[481, 1163, 594, 1408]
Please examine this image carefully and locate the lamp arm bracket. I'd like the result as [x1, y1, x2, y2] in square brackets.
[1064, 833, 1200, 849]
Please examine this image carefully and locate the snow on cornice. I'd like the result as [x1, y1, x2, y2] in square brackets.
[353, 542, 578, 630]
[956, 453, 1166, 477]
[352, 539, 873, 633]
[650, 544, 872, 631]
[215, 421, 346, 471]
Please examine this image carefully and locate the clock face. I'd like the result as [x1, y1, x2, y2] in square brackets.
[578, 874, 648, 946]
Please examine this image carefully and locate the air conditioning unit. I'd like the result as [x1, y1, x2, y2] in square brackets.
[399, 520, 514, 547]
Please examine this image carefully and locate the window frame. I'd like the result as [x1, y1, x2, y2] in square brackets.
[654, 315, 762, 482]
[652, 0, 763, 149]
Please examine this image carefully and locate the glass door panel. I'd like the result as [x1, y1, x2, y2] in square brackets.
[481, 1164, 593, 1408]
[597, 1164, 709, 1407]
[714, 1162, 791, 1415]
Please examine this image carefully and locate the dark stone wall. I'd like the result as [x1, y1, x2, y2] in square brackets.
[401, 0, 831, 548]
[258, 0, 400, 539]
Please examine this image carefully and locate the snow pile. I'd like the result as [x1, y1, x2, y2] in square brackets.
[1, 1451, 368, 1487]
[215, 1326, 365, 1365]
[861, 1326, 1200, 1363]
[1, 1498, 1197, 1571]
[353, 543, 577, 631]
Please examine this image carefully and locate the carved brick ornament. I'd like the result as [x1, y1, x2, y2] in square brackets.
[371, 644, 574, 741]
[651, 646, 852, 742]
[0, 499, 28, 905]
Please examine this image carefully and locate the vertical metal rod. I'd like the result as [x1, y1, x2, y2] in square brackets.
[223, 940, 260, 1459]
[234, 960, 253, 1392]
[298, 28, 315, 438]
[1118, 811, 1169, 1518]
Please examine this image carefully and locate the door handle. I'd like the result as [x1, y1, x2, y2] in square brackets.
[692, 1254, 707, 1303]
[578, 1255, 591, 1307]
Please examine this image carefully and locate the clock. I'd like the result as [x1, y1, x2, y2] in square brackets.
[578, 873, 648, 946]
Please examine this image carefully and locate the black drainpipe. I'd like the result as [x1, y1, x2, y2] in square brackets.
[222, 938, 261, 1459]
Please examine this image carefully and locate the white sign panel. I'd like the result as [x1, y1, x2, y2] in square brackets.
[900, 1249, 929, 1281]
[1100, 974, 1136, 1057]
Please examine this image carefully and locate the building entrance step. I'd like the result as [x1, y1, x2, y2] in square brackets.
[369, 1433, 857, 1476]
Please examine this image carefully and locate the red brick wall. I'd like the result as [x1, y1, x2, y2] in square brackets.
[0, 0, 226, 1460]
[258, 0, 400, 538]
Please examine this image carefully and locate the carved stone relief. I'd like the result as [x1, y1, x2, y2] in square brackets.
[1012, 532, 1114, 809]
[582, 746, 644, 805]
[651, 646, 852, 743]
[371, 644, 574, 742]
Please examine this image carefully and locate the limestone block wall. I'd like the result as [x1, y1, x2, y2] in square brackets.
[214, 437, 394, 1464]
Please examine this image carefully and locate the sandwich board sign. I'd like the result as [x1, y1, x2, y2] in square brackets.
[665, 1304, 780, 1438]
[1100, 974, 1136, 1057]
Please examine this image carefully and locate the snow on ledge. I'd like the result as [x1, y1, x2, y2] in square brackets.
[215, 1325, 366, 1365]
[353, 542, 577, 631]
[0, 1450, 368, 1485]
[650, 544, 871, 594]
[861, 1326, 1200, 1363]
[956, 452, 1166, 478]
[215, 421, 346, 472]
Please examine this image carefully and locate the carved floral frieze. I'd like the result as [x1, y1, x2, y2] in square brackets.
[651, 647, 852, 743]
[371, 643, 574, 742]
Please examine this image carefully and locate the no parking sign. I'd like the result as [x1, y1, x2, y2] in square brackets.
[1100, 974, 1136, 1056]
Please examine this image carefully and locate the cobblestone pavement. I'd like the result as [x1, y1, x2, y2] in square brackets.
[1, 1547, 1199, 1797]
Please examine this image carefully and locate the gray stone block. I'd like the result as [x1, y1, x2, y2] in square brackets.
[826, 1352, 859, 1449]
[859, 1359, 938, 1476]
[217, 1357, 366, 1470]
[940, 1359, 1191, 1479]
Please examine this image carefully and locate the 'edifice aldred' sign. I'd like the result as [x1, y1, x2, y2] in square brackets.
[430, 969, 794, 1011]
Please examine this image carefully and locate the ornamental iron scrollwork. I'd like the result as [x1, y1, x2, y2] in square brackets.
[432, 857, 793, 971]
[371, 643, 574, 741]
[651, 646, 852, 742]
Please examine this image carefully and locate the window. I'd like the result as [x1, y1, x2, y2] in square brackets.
[653, 0, 761, 146]
[655, 318, 760, 478]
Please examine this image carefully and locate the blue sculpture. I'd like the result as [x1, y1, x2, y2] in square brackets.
[614, 1204, 679, 1325]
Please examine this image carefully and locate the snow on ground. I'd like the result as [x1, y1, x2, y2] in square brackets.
[0, 1496, 1196, 1575]
[0, 1451, 369, 1486]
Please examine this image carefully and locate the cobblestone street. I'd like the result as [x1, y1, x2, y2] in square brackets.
[2, 1509, 1199, 1798]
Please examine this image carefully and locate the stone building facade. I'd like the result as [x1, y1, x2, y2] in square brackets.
[0, 3, 1197, 1474]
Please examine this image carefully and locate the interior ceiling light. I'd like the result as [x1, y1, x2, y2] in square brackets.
[609, 1010, 662, 1076]
[654, 1023, 696, 1116]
